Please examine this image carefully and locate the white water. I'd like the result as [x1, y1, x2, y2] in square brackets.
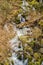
[4, 23, 43, 65]
[4, 22, 43, 65]
[9, 25, 32, 65]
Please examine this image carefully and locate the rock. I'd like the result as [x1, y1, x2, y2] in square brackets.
[32, 27, 42, 39]
[34, 53, 40, 60]
[39, 48, 43, 54]
[40, 39, 43, 47]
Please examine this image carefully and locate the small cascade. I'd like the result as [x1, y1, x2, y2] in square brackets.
[5, 22, 43, 65]
[9, 25, 32, 65]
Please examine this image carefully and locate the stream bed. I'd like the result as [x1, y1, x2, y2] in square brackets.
[9, 25, 31, 65]
[0, 0, 43, 65]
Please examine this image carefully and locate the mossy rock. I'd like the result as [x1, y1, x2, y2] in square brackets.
[28, 55, 32, 61]
[28, 62, 35, 65]
[24, 46, 33, 54]
[23, 53, 28, 60]
[27, 40, 35, 47]
[35, 61, 41, 65]
[19, 35, 30, 43]
[38, 20, 43, 27]
[34, 53, 40, 60]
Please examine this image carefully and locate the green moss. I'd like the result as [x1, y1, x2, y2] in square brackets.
[28, 62, 35, 65]
[35, 60, 41, 65]
[17, 54, 22, 60]
[34, 53, 40, 60]
[28, 55, 32, 62]
[28, 40, 35, 47]
[38, 20, 43, 26]
[11, 60, 14, 65]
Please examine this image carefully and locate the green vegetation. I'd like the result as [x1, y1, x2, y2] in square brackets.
[0, 0, 43, 65]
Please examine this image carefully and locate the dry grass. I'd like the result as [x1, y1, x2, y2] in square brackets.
[0, 23, 16, 63]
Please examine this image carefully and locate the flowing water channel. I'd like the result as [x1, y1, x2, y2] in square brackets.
[4, 22, 43, 65]
[4, 0, 43, 65]
[9, 25, 31, 65]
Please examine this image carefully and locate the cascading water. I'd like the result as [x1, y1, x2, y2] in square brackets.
[8, 1, 33, 65]
[4, 20, 43, 65]
[4, 1, 43, 65]
[9, 25, 31, 65]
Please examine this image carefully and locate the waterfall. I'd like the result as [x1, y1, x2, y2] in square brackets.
[9, 26, 31, 65]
